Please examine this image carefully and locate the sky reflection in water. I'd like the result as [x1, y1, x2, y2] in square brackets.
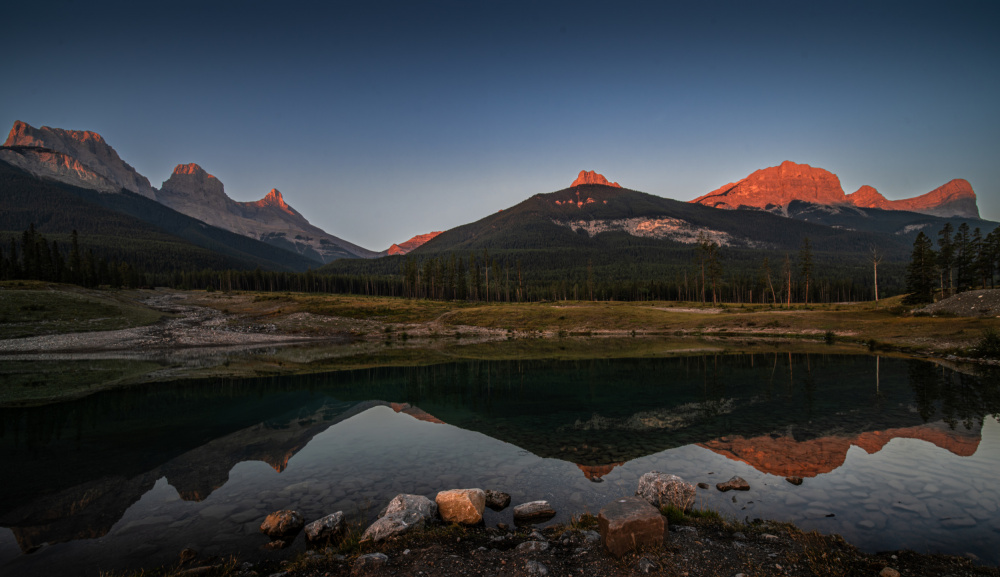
[0, 353, 997, 576]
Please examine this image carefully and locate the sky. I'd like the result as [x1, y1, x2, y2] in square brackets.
[3, 0, 999, 251]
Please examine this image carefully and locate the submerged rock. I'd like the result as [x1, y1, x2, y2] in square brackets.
[716, 476, 751, 492]
[598, 496, 665, 558]
[513, 501, 556, 523]
[436, 489, 486, 525]
[636, 472, 697, 511]
[260, 510, 304, 540]
[485, 489, 512, 511]
[786, 476, 804, 486]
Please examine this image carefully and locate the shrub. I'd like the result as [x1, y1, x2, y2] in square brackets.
[824, 331, 836, 345]
[971, 328, 1000, 359]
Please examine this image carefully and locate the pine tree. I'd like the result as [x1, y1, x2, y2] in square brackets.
[69, 230, 82, 284]
[905, 232, 937, 304]
[955, 223, 974, 291]
[798, 237, 813, 304]
[938, 223, 954, 295]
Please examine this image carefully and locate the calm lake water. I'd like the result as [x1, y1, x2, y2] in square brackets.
[1, 353, 998, 575]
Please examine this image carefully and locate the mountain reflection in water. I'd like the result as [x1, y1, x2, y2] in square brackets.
[1, 353, 998, 575]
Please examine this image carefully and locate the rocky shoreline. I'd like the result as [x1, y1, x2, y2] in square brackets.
[158, 472, 998, 577]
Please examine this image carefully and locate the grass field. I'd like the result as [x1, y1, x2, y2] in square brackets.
[190, 290, 1000, 354]
[0, 281, 165, 339]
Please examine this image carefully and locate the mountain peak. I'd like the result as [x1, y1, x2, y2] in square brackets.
[694, 161, 978, 218]
[846, 185, 888, 208]
[160, 162, 227, 202]
[1, 120, 156, 198]
[571, 170, 621, 188]
[692, 160, 844, 210]
[251, 188, 296, 215]
[172, 162, 213, 178]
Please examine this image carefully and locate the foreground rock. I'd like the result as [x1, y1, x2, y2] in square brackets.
[362, 494, 437, 542]
[260, 510, 305, 540]
[304, 511, 345, 546]
[352, 552, 388, 574]
[380, 493, 438, 519]
[716, 476, 751, 492]
[513, 501, 556, 523]
[598, 496, 666, 557]
[635, 472, 696, 511]
[484, 489, 511, 511]
[436, 489, 486, 525]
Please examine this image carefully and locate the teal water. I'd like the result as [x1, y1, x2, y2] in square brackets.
[0, 353, 998, 575]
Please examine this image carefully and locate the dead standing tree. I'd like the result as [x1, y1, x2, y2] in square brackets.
[870, 244, 883, 306]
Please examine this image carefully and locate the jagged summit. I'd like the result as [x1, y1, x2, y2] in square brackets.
[1, 120, 157, 198]
[251, 188, 295, 216]
[156, 162, 232, 208]
[692, 160, 979, 218]
[571, 170, 621, 188]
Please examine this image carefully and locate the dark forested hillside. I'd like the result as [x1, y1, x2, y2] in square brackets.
[0, 160, 318, 272]
[782, 200, 997, 239]
[413, 184, 915, 256]
[321, 184, 940, 301]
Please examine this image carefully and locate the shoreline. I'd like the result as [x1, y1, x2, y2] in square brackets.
[101, 501, 999, 577]
[2, 285, 998, 407]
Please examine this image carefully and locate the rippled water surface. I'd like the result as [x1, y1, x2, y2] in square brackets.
[1, 353, 998, 575]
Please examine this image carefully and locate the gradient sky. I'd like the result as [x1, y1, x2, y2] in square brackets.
[3, 0, 999, 250]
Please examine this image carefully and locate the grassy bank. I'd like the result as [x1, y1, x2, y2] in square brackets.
[0, 280, 165, 339]
[2, 285, 998, 406]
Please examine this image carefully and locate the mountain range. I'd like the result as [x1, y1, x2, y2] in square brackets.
[1, 120, 995, 285]
[2, 121, 374, 264]
[692, 160, 979, 219]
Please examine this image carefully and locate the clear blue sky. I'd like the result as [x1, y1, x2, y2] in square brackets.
[3, 0, 998, 251]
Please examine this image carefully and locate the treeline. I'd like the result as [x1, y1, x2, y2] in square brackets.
[5, 223, 971, 306]
[905, 223, 1000, 303]
[390, 235, 898, 304]
[0, 225, 150, 288]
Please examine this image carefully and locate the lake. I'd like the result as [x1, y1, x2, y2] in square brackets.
[1, 352, 998, 575]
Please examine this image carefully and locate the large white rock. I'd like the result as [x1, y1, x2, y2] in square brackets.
[636, 472, 696, 512]
[362, 494, 437, 542]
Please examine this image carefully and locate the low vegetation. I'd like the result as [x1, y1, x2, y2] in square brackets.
[0, 280, 164, 339]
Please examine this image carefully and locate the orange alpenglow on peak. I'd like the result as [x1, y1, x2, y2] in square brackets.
[693, 160, 979, 218]
[571, 170, 621, 188]
[172, 162, 215, 179]
[387, 231, 444, 255]
[243, 188, 299, 217]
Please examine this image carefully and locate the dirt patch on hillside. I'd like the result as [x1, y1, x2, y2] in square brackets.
[918, 289, 1000, 318]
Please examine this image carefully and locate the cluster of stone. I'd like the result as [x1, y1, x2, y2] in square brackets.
[255, 470, 759, 566]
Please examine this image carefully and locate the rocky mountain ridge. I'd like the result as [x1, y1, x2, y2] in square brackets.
[158, 163, 376, 261]
[692, 160, 979, 218]
[2, 121, 375, 262]
[2, 121, 158, 199]
[386, 231, 444, 255]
